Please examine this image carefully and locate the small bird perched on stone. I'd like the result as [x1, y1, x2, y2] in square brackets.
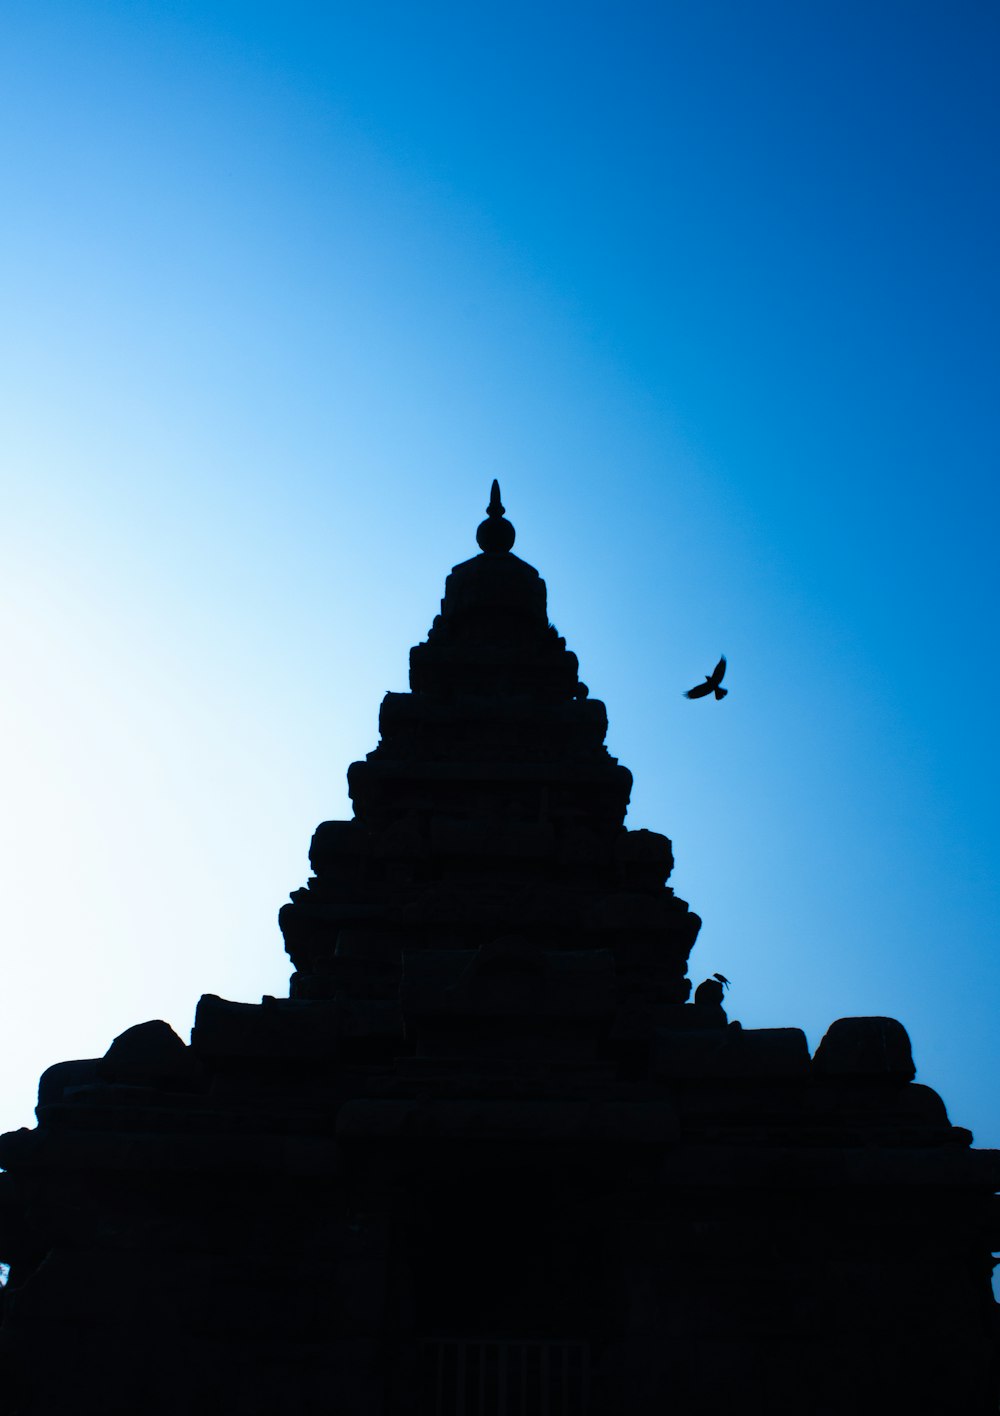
[694, 976, 728, 1007]
[713, 973, 730, 989]
[684, 655, 728, 700]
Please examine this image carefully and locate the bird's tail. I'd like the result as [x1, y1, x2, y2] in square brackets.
[715, 686, 728, 700]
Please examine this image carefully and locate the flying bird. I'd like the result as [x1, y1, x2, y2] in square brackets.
[684, 655, 728, 700]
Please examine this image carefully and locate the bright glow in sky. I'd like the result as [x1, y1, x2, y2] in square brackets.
[1, 1, 998, 1168]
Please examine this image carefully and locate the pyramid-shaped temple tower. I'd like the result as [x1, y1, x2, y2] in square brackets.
[1, 486, 998, 1415]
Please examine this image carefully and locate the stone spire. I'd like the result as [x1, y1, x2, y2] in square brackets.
[475, 478, 516, 553]
[278, 484, 698, 1040]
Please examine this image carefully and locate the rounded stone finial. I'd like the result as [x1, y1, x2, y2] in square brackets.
[476, 479, 516, 553]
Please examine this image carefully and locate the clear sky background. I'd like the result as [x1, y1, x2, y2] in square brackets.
[1, 1, 998, 1163]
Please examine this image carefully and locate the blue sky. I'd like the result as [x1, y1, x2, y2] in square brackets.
[1, 0, 998, 1161]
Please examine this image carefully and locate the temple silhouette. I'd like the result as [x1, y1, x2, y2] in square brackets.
[1, 485, 997, 1414]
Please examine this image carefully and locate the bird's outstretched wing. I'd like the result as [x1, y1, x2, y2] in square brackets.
[684, 655, 727, 698]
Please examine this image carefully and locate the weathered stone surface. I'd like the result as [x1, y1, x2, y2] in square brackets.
[652, 1025, 811, 1080]
[337, 1097, 679, 1144]
[191, 993, 404, 1061]
[36, 1057, 99, 1106]
[98, 1020, 204, 1089]
[401, 945, 616, 1022]
[812, 1016, 917, 1082]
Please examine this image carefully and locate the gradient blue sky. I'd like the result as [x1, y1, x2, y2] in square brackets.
[1, 1, 998, 1164]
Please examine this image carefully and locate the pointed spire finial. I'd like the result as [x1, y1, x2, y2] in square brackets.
[476, 479, 516, 553]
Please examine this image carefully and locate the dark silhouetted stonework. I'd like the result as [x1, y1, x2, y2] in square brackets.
[1, 487, 998, 1414]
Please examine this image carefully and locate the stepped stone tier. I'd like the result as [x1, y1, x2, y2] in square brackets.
[0, 484, 998, 1415]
